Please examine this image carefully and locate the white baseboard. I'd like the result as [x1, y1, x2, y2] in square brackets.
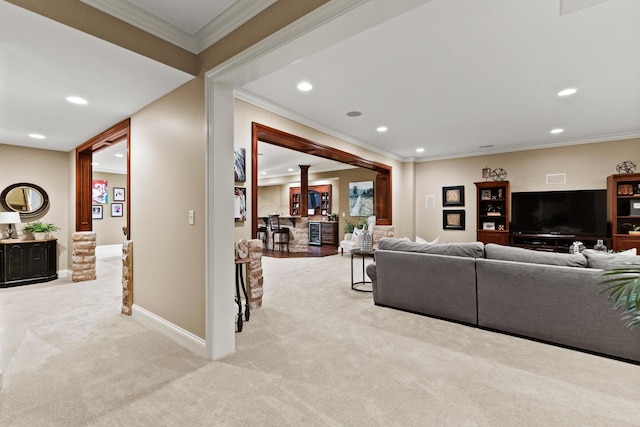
[131, 304, 207, 358]
[57, 269, 72, 278]
[96, 244, 123, 259]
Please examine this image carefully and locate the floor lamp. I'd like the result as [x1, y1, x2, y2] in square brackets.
[0, 212, 21, 239]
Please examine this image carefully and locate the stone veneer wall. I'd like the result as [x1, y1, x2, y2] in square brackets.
[72, 232, 96, 282]
[246, 239, 263, 309]
[265, 217, 310, 253]
[373, 225, 395, 244]
[121, 241, 133, 315]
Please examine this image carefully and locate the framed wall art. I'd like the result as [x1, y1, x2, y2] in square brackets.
[443, 209, 465, 230]
[92, 205, 103, 220]
[111, 203, 123, 217]
[234, 147, 246, 183]
[234, 187, 246, 222]
[92, 179, 108, 204]
[442, 185, 464, 207]
[348, 181, 374, 217]
[113, 187, 125, 201]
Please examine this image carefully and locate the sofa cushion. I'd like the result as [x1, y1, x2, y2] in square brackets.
[416, 235, 441, 244]
[484, 243, 587, 267]
[582, 249, 640, 269]
[377, 238, 484, 258]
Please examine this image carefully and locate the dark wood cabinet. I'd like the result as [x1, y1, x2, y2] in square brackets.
[0, 239, 58, 287]
[290, 184, 332, 216]
[475, 181, 510, 245]
[607, 173, 640, 252]
[321, 222, 338, 246]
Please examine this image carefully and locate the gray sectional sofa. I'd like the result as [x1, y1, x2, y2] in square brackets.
[366, 238, 640, 363]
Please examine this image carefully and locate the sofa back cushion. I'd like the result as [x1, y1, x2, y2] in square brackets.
[582, 249, 640, 269]
[484, 243, 587, 267]
[377, 238, 484, 258]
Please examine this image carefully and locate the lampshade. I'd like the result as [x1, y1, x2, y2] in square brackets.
[0, 211, 21, 225]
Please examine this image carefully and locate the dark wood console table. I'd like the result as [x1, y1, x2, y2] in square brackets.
[0, 239, 58, 287]
[509, 233, 611, 253]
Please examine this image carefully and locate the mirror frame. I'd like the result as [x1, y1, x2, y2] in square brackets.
[0, 182, 50, 219]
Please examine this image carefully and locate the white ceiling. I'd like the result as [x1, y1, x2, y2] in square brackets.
[3, 0, 640, 177]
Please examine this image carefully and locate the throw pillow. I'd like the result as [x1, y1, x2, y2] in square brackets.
[582, 249, 640, 269]
[416, 236, 441, 244]
[353, 227, 363, 246]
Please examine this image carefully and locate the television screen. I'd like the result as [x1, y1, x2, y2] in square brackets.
[511, 190, 607, 236]
[308, 191, 321, 209]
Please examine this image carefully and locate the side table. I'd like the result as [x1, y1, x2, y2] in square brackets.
[350, 249, 375, 292]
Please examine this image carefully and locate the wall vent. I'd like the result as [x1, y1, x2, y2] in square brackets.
[546, 173, 567, 185]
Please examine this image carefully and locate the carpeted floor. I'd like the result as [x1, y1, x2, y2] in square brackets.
[1, 254, 640, 426]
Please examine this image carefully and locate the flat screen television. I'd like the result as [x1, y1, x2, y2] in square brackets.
[308, 191, 321, 209]
[510, 190, 607, 237]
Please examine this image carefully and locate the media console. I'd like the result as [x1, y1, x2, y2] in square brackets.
[509, 233, 611, 253]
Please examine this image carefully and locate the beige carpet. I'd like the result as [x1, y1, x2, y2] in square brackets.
[1, 254, 640, 426]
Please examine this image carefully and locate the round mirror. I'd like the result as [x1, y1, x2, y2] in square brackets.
[0, 183, 49, 219]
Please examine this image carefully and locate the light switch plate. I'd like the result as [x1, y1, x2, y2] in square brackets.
[188, 210, 195, 225]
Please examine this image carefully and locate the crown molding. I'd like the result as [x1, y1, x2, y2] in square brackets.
[195, 0, 276, 53]
[81, 0, 275, 54]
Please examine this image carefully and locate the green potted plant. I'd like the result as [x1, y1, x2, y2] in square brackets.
[622, 223, 640, 236]
[601, 263, 640, 328]
[22, 221, 59, 240]
[344, 221, 355, 234]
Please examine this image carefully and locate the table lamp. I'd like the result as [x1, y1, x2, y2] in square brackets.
[0, 212, 21, 239]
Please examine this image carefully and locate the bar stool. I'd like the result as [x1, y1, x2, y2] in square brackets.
[269, 215, 290, 252]
[256, 226, 268, 248]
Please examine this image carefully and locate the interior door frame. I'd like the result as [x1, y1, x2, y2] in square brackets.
[75, 118, 131, 239]
[251, 122, 392, 238]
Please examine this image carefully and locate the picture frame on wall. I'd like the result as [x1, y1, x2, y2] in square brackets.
[443, 209, 465, 230]
[442, 185, 464, 207]
[92, 205, 103, 220]
[234, 187, 246, 222]
[111, 203, 123, 217]
[113, 187, 125, 201]
[234, 147, 246, 183]
[348, 180, 374, 217]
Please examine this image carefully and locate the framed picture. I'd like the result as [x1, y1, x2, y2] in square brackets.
[483, 222, 495, 230]
[111, 203, 123, 217]
[113, 187, 125, 201]
[92, 179, 108, 204]
[234, 147, 246, 183]
[443, 209, 465, 230]
[234, 187, 246, 222]
[442, 185, 464, 207]
[92, 205, 103, 220]
[480, 189, 492, 200]
[482, 167, 492, 179]
[348, 181, 374, 217]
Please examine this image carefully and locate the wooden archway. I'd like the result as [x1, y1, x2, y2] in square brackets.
[251, 122, 392, 238]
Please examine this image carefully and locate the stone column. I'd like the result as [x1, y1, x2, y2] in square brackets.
[72, 232, 96, 282]
[121, 241, 134, 315]
[247, 239, 263, 309]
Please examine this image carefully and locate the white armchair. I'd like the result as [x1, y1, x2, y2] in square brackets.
[339, 216, 376, 255]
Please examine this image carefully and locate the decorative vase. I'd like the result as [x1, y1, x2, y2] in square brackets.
[33, 232, 49, 240]
[593, 239, 607, 252]
[360, 225, 373, 252]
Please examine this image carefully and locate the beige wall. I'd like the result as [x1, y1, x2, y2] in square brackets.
[415, 137, 640, 243]
[92, 172, 127, 246]
[0, 144, 70, 272]
[130, 76, 206, 338]
[234, 99, 410, 241]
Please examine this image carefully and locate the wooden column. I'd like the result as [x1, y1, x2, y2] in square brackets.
[299, 165, 310, 217]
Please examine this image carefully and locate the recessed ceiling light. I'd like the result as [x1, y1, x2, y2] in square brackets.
[29, 133, 45, 139]
[297, 81, 313, 92]
[66, 96, 88, 105]
[557, 88, 577, 97]
[91, 162, 99, 166]
[550, 128, 564, 134]
[416, 148, 425, 153]
[479, 144, 493, 148]
[377, 126, 388, 133]
[287, 168, 294, 172]
[115, 153, 124, 158]
[346, 111, 362, 117]
[261, 171, 267, 175]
